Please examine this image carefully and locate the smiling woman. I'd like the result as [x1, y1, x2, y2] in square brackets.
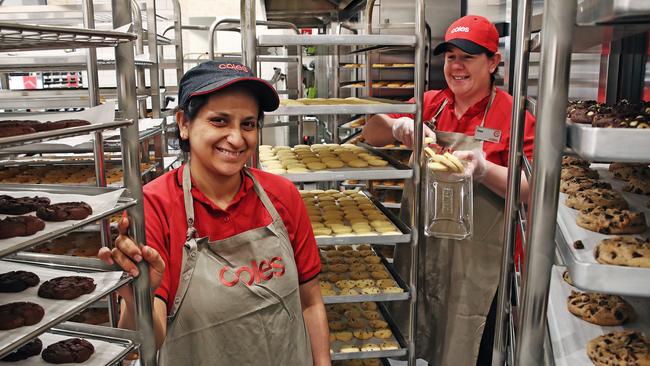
[98, 61, 331, 366]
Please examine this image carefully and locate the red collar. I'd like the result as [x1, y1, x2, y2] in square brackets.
[441, 88, 492, 118]
[175, 165, 253, 212]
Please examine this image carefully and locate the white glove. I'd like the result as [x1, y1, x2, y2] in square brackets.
[391, 117, 436, 148]
[453, 149, 489, 182]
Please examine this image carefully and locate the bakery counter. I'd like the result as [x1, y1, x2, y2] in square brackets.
[0, 260, 129, 360]
[547, 266, 650, 366]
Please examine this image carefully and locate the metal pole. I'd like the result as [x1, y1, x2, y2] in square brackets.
[112, 0, 157, 364]
[146, 0, 161, 118]
[82, 0, 118, 329]
[364, 0, 376, 98]
[492, 0, 533, 363]
[172, 0, 184, 83]
[332, 21, 340, 143]
[514, 0, 575, 363]
[409, 0, 425, 365]
[132, 0, 147, 119]
[240, 0, 257, 73]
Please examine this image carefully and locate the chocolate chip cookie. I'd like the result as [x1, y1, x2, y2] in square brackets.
[565, 188, 629, 211]
[562, 155, 590, 168]
[567, 291, 633, 326]
[0, 195, 51, 214]
[0, 302, 45, 330]
[1, 338, 42, 362]
[587, 331, 650, 366]
[623, 176, 650, 195]
[36, 202, 92, 221]
[561, 166, 599, 180]
[560, 177, 611, 195]
[609, 162, 650, 181]
[38, 276, 96, 300]
[576, 208, 647, 234]
[0, 215, 46, 239]
[595, 236, 650, 268]
[41, 338, 94, 364]
[0, 270, 40, 292]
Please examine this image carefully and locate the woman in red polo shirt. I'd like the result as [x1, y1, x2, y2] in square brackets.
[362, 15, 535, 366]
[99, 61, 329, 366]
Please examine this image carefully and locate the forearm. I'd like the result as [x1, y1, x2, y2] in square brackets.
[481, 161, 529, 203]
[302, 302, 331, 366]
[362, 114, 396, 147]
[119, 297, 168, 349]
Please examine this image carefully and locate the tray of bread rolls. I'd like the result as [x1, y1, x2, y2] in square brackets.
[546, 265, 650, 366]
[259, 144, 412, 182]
[269, 97, 416, 116]
[556, 159, 650, 296]
[332, 359, 389, 366]
[327, 301, 407, 361]
[301, 190, 410, 245]
[319, 244, 408, 303]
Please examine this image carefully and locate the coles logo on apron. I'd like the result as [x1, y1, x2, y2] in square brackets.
[218, 256, 286, 287]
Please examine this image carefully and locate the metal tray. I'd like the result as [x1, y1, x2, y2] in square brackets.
[268, 98, 416, 116]
[315, 191, 411, 246]
[341, 181, 368, 188]
[372, 184, 404, 191]
[329, 302, 408, 361]
[566, 120, 650, 163]
[379, 202, 401, 209]
[258, 34, 416, 47]
[555, 165, 650, 296]
[322, 248, 410, 304]
[0, 184, 136, 257]
[0, 260, 130, 359]
[547, 266, 650, 366]
[576, 0, 650, 25]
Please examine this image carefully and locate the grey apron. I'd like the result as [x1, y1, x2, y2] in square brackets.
[390, 91, 505, 365]
[158, 164, 313, 366]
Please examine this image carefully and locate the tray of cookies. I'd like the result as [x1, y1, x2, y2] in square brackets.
[332, 359, 388, 366]
[327, 302, 407, 361]
[567, 120, 650, 163]
[0, 260, 129, 359]
[0, 185, 134, 257]
[556, 162, 650, 296]
[270, 97, 416, 116]
[259, 144, 412, 182]
[546, 265, 650, 366]
[302, 190, 410, 245]
[319, 245, 408, 303]
[0, 162, 156, 186]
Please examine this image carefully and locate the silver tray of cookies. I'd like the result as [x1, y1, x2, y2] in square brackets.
[546, 266, 650, 366]
[327, 302, 407, 361]
[319, 245, 409, 304]
[302, 190, 410, 246]
[268, 97, 416, 116]
[566, 120, 650, 163]
[556, 164, 650, 296]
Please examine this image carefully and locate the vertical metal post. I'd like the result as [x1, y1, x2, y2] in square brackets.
[409, 0, 425, 365]
[492, 0, 533, 363]
[514, 0, 575, 364]
[112, 0, 157, 364]
[172, 0, 184, 83]
[241, 0, 258, 166]
[331, 21, 340, 143]
[132, 0, 147, 119]
[146, 0, 161, 118]
[364, 0, 376, 98]
[83, 0, 118, 329]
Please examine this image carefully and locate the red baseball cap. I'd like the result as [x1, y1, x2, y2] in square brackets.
[433, 15, 499, 55]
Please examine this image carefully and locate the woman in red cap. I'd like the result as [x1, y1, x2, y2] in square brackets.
[363, 15, 535, 365]
[99, 61, 330, 366]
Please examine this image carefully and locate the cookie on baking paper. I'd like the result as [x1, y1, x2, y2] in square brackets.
[594, 236, 650, 268]
[567, 291, 634, 326]
[576, 208, 646, 235]
[564, 188, 629, 211]
[587, 330, 650, 366]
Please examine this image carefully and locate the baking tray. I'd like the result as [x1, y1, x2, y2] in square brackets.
[555, 164, 650, 296]
[314, 191, 411, 246]
[546, 265, 650, 366]
[0, 260, 129, 359]
[575, 0, 650, 25]
[379, 202, 401, 209]
[268, 98, 416, 116]
[0, 185, 135, 257]
[329, 302, 408, 361]
[372, 184, 404, 191]
[341, 181, 368, 188]
[566, 120, 650, 163]
[321, 247, 410, 304]
[338, 116, 365, 130]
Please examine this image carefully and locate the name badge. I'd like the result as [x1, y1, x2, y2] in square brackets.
[475, 126, 502, 143]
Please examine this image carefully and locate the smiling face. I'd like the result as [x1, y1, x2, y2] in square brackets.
[443, 46, 500, 101]
[177, 85, 260, 182]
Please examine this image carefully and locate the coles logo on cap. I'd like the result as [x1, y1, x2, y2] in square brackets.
[450, 26, 470, 34]
[217, 63, 249, 73]
[218, 256, 286, 287]
[444, 15, 499, 53]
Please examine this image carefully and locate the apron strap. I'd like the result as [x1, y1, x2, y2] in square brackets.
[181, 163, 198, 240]
[425, 99, 448, 131]
[480, 87, 497, 128]
[168, 238, 199, 319]
[244, 168, 283, 224]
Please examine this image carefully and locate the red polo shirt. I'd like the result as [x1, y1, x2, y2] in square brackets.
[389, 88, 536, 165]
[144, 166, 321, 311]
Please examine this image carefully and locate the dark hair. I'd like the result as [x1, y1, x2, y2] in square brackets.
[175, 88, 265, 153]
[485, 51, 499, 84]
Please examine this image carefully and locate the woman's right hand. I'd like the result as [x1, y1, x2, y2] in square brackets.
[97, 212, 165, 304]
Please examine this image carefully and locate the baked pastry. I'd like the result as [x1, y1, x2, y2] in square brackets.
[41, 338, 95, 364]
[0, 270, 40, 292]
[564, 188, 628, 211]
[0, 215, 46, 239]
[34, 119, 90, 132]
[587, 331, 650, 366]
[560, 177, 611, 195]
[0, 302, 44, 330]
[594, 236, 650, 268]
[576, 208, 647, 234]
[38, 276, 96, 300]
[0, 126, 37, 138]
[0, 195, 51, 214]
[562, 270, 574, 286]
[567, 291, 633, 326]
[562, 155, 590, 168]
[623, 176, 650, 195]
[609, 163, 650, 181]
[561, 166, 599, 180]
[37, 202, 93, 221]
[1, 337, 42, 362]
